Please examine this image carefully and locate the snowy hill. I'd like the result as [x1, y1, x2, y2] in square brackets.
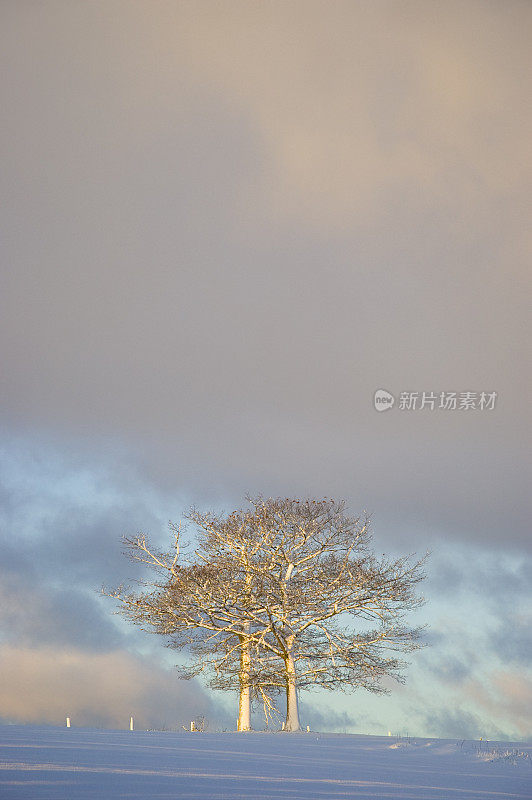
[0, 725, 530, 799]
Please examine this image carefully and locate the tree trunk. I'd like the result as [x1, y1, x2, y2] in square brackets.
[284, 640, 301, 731]
[237, 628, 251, 731]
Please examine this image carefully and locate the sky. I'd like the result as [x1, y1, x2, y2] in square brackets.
[0, 0, 531, 739]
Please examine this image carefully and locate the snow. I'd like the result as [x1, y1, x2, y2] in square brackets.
[0, 726, 530, 799]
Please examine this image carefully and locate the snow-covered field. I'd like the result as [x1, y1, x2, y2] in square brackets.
[0, 725, 530, 800]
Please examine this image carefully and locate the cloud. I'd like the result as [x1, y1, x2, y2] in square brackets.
[486, 612, 532, 667]
[302, 704, 361, 734]
[428, 550, 532, 607]
[0, 1, 530, 737]
[416, 705, 491, 741]
[147, 2, 532, 231]
[0, 575, 124, 652]
[424, 655, 471, 687]
[0, 644, 222, 730]
[404, 658, 532, 741]
[463, 671, 532, 740]
[3, 1, 532, 540]
[0, 440, 170, 586]
[491, 672, 532, 737]
[415, 555, 532, 667]
[0, 442, 177, 657]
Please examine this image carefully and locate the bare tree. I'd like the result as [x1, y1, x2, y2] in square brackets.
[188, 497, 426, 731]
[107, 525, 278, 730]
[107, 498, 427, 732]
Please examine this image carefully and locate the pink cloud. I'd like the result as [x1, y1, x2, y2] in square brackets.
[0, 645, 215, 730]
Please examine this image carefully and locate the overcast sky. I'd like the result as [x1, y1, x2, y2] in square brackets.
[1, 1, 531, 738]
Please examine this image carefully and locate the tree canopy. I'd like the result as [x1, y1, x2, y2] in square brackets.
[108, 497, 427, 731]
